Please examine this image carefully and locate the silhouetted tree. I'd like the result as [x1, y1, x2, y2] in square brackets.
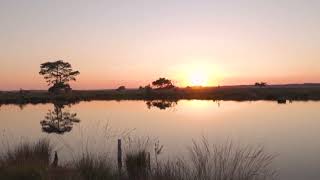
[39, 60, 80, 93]
[255, 82, 267, 87]
[117, 86, 126, 91]
[152, 78, 174, 89]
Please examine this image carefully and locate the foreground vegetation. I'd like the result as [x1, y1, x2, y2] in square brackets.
[1, 84, 320, 105]
[0, 138, 276, 180]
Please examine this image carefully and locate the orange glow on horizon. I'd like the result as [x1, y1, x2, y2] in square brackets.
[171, 62, 222, 87]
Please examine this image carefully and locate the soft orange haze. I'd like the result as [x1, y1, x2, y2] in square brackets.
[0, 0, 319, 90]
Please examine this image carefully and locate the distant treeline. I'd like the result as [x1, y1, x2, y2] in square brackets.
[1, 60, 316, 105]
[1, 85, 320, 105]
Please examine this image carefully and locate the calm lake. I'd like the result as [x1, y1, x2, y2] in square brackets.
[1, 100, 320, 179]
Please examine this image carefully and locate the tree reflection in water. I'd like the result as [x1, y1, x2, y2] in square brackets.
[146, 100, 178, 110]
[40, 103, 80, 134]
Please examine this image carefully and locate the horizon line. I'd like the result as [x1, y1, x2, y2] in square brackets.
[2, 82, 320, 91]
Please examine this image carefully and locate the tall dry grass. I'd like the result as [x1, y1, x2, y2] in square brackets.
[149, 138, 276, 180]
[185, 138, 276, 180]
[0, 137, 277, 180]
[0, 138, 52, 180]
[73, 153, 116, 180]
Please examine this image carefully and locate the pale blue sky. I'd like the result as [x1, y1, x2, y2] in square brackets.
[0, 0, 319, 89]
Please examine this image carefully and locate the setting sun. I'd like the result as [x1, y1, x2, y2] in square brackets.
[189, 71, 208, 86]
[172, 63, 218, 87]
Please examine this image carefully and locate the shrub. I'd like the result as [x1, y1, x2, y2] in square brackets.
[74, 153, 115, 180]
[125, 150, 150, 179]
[116, 86, 126, 91]
[0, 139, 52, 180]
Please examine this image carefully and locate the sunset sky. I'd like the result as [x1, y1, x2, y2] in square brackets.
[0, 0, 319, 90]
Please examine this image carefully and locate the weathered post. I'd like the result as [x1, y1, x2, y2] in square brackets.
[52, 151, 58, 167]
[118, 139, 122, 174]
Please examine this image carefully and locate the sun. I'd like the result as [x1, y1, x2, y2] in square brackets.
[189, 71, 208, 87]
[174, 63, 217, 87]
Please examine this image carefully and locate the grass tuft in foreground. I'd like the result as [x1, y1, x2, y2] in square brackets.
[0, 139, 52, 180]
[73, 153, 116, 180]
[149, 138, 276, 180]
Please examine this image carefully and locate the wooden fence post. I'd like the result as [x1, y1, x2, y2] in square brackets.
[52, 151, 58, 167]
[118, 139, 122, 174]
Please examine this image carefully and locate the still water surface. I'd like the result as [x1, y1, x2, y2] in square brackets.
[1, 100, 320, 179]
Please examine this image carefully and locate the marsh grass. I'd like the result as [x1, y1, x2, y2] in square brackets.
[149, 138, 276, 180]
[73, 153, 116, 180]
[0, 137, 277, 180]
[124, 137, 152, 179]
[125, 150, 150, 179]
[0, 139, 52, 180]
[185, 139, 276, 180]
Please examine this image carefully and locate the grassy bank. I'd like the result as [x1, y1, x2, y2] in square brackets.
[0, 138, 276, 180]
[1, 84, 320, 105]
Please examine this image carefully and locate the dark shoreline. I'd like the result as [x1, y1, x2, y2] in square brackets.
[1, 84, 320, 105]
